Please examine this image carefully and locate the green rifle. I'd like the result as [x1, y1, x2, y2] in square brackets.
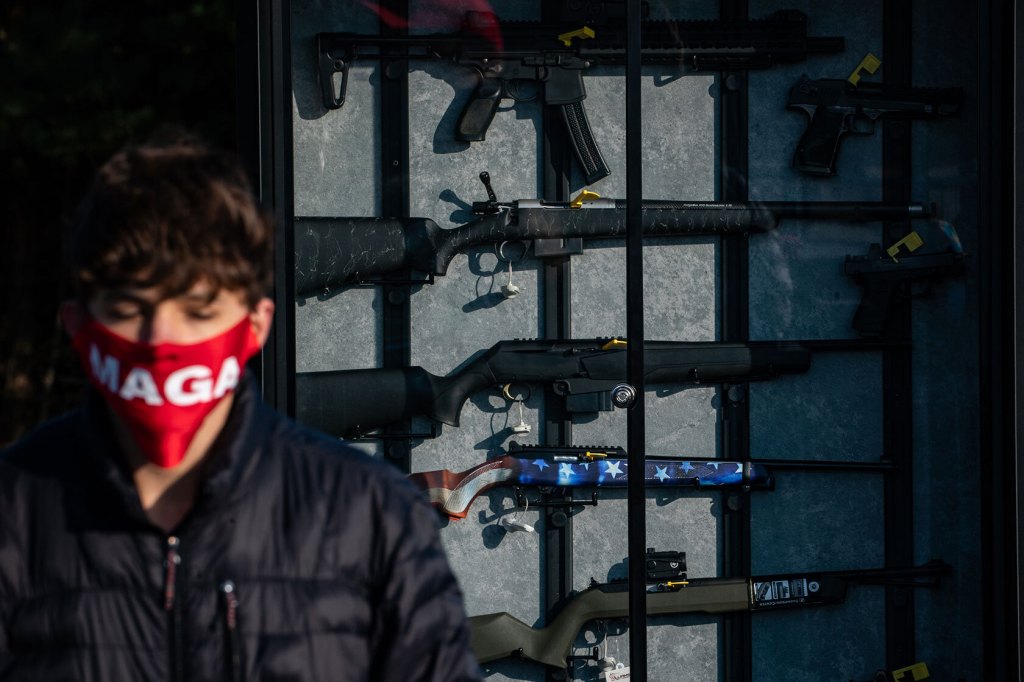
[470, 560, 950, 668]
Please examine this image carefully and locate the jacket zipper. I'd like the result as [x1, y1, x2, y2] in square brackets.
[220, 580, 242, 682]
[164, 536, 184, 682]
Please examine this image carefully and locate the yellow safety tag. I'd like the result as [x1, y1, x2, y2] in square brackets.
[664, 580, 689, 588]
[892, 662, 930, 680]
[886, 231, 925, 262]
[601, 338, 627, 351]
[570, 189, 601, 208]
[558, 26, 595, 47]
[581, 451, 609, 461]
[848, 53, 882, 86]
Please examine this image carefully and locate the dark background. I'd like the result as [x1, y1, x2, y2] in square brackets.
[0, 1, 237, 446]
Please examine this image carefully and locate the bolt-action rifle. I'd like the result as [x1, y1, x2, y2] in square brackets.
[470, 559, 951, 667]
[295, 172, 930, 296]
[318, 10, 843, 184]
[408, 443, 775, 519]
[787, 73, 962, 176]
[294, 337, 885, 438]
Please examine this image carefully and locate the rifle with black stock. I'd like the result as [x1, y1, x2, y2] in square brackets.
[318, 8, 844, 183]
[408, 442, 776, 519]
[294, 337, 891, 439]
[294, 172, 932, 296]
[470, 559, 951, 668]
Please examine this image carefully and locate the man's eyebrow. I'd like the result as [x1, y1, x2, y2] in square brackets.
[99, 290, 149, 304]
[180, 289, 219, 304]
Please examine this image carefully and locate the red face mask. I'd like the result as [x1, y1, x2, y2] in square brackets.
[71, 316, 261, 468]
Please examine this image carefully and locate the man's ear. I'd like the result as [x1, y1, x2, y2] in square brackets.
[59, 300, 86, 337]
[248, 297, 275, 347]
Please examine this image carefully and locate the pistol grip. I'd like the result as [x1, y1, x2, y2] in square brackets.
[560, 101, 610, 184]
[793, 108, 849, 177]
[851, 276, 898, 337]
[456, 78, 503, 142]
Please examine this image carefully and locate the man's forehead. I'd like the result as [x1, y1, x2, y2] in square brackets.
[97, 280, 221, 304]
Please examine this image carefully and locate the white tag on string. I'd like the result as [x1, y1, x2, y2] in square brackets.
[606, 666, 630, 681]
[499, 516, 535, 533]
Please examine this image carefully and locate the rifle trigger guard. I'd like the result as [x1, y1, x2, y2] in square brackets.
[501, 383, 531, 402]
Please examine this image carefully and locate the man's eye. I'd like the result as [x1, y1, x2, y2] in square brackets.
[188, 309, 217, 320]
[107, 307, 142, 320]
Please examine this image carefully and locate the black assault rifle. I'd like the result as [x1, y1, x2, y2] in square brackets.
[318, 9, 843, 183]
[295, 172, 930, 296]
[470, 558, 951, 668]
[294, 337, 886, 438]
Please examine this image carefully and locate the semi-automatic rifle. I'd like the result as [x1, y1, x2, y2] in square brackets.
[318, 9, 843, 183]
[408, 443, 775, 519]
[295, 337, 884, 438]
[470, 558, 951, 667]
[295, 172, 930, 296]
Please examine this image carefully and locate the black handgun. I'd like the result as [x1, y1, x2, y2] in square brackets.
[844, 237, 966, 337]
[787, 75, 962, 176]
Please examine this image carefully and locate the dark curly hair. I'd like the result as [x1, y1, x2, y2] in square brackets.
[70, 130, 273, 307]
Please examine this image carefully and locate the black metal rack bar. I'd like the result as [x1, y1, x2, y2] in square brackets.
[625, 0, 648, 678]
[979, 0, 1018, 678]
[260, 0, 296, 417]
[719, 0, 752, 678]
[379, 0, 412, 472]
[881, 0, 917, 669]
[539, 7, 577, 682]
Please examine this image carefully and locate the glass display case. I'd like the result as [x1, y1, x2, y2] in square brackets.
[241, 1, 1018, 679]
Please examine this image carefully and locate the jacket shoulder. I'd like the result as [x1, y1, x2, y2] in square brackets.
[0, 409, 85, 481]
[258, 405, 422, 504]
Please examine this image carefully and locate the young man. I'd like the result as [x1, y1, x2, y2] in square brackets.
[0, 134, 482, 681]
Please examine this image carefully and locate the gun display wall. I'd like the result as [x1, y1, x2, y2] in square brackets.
[284, 0, 981, 679]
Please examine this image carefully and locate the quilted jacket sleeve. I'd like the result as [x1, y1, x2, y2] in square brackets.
[369, 474, 482, 682]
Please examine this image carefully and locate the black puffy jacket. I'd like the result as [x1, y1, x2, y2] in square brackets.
[0, 377, 482, 681]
